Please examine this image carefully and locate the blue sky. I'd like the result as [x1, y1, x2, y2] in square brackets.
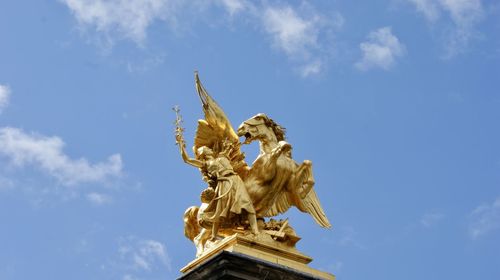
[1, 0, 499, 279]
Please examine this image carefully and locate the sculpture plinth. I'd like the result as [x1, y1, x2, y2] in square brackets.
[179, 234, 334, 280]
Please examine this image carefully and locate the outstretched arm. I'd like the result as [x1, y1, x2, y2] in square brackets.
[174, 106, 203, 169]
[178, 140, 204, 168]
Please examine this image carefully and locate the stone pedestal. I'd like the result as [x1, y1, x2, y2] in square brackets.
[179, 234, 334, 280]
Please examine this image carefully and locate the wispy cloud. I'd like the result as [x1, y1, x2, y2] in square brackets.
[409, 0, 442, 21]
[261, 4, 342, 76]
[262, 6, 319, 59]
[0, 127, 123, 186]
[116, 236, 171, 279]
[420, 211, 445, 227]
[217, 0, 250, 16]
[300, 60, 323, 77]
[125, 52, 166, 73]
[60, 1, 343, 77]
[355, 27, 405, 71]
[468, 197, 500, 239]
[0, 84, 10, 113]
[87, 192, 113, 205]
[408, 0, 484, 57]
[60, 0, 180, 47]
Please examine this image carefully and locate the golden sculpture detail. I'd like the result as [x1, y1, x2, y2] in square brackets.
[175, 72, 331, 259]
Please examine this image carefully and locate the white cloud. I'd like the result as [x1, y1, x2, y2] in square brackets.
[469, 197, 500, 239]
[60, 0, 179, 46]
[137, 240, 170, 270]
[0, 84, 10, 113]
[409, 0, 441, 21]
[409, 0, 483, 25]
[0, 127, 123, 186]
[260, 4, 342, 76]
[60, 1, 342, 77]
[217, 0, 248, 16]
[118, 237, 171, 277]
[122, 275, 137, 280]
[87, 192, 113, 205]
[420, 211, 445, 227]
[408, 0, 484, 57]
[126, 52, 166, 73]
[300, 60, 323, 77]
[262, 6, 319, 58]
[440, 0, 483, 27]
[355, 27, 406, 71]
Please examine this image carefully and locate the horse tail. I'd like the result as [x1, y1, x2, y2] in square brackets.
[183, 206, 200, 241]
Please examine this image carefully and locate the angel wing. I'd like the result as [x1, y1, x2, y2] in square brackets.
[193, 72, 247, 174]
[264, 162, 331, 228]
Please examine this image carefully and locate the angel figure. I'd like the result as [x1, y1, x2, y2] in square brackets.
[178, 141, 259, 240]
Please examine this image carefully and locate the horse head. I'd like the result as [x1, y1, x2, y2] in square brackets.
[237, 113, 286, 146]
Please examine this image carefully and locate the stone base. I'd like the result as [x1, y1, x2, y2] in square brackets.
[179, 234, 334, 280]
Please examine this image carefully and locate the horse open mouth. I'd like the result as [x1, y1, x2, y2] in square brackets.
[237, 123, 255, 145]
[242, 132, 253, 144]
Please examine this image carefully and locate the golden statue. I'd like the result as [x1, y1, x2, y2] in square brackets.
[175, 73, 333, 279]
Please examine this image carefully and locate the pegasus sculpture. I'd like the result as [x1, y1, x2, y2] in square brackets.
[175, 72, 331, 257]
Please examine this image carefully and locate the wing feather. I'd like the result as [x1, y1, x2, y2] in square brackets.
[193, 72, 247, 173]
[263, 192, 292, 217]
[195, 72, 238, 141]
[264, 159, 331, 228]
[194, 120, 219, 149]
[299, 189, 332, 228]
[264, 188, 331, 228]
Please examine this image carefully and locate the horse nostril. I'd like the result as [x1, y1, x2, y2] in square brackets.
[245, 132, 251, 139]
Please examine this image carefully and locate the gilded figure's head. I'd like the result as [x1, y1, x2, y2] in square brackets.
[197, 146, 214, 159]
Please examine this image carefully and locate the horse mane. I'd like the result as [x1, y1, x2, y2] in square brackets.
[264, 116, 286, 141]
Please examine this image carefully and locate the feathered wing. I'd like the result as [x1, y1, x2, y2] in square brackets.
[193, 72, 247, 174]
[296, 189, 332, 228]
[264, 162, 331, 228]
[265, 188, 331, 228]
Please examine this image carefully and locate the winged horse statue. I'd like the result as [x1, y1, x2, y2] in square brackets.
[176, 72, 331, 257]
